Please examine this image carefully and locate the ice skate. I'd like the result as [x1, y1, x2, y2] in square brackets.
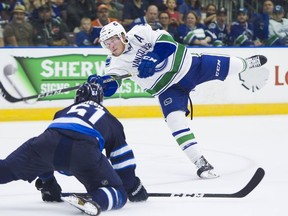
[194, 156, 219, 179]
[62, 194, 101, 216]
[245, 55, 267, 69]
[239, 55, 269, 92]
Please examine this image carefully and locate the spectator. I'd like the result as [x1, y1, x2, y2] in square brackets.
[251, 0, 274, 45]
[0, 25, 4, 46]
[24, 0, 51, 22]
[51, 0, 67, 24]
[0, 7, 9, 46]
[96, 0, 124, 20]
[0, 1, 12, 20]
[147, 0, 167, 11]
[165, 0, 180, 27]
[205, 7, 229, 46]
[66, 0, 97, 32]
[121, 0, 148, 30]
[3, 3, 34, 46]
[22, 0, 37, 21]
[178, 0, 202, 24]
[92, 3, 119, 27]
[75, 17, 101, 46]
[88, 3, 119, 47]
[32, 4, 69, 46]
[203, 3, 216, 26]
[129, 4, 162, 30]
[176, 10, 210, 46]
[228, 7, 262, 47]
[267, 5, 288, 46]
[158, 11, 177, 38]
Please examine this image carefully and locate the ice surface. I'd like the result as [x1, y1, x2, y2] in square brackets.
[0, 115, 287, 216]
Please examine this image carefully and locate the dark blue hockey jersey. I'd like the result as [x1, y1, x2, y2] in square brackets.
[48, 101, 132, 164]
[228, 21, 255, 46]
[206, 21, 229, 46]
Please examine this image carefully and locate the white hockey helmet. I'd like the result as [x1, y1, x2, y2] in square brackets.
[99, 21, 127, 48]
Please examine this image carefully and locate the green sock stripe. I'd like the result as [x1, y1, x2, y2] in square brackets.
[176, 133, 195, 146]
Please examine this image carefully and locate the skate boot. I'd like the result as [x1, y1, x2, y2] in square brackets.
[194, 156, 219, 179]
[62, 194, 101, 216]
[245, 55, 267, 69]
[240, 55, 269, 92]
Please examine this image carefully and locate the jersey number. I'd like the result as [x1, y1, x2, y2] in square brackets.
[67, 103, 105, 125]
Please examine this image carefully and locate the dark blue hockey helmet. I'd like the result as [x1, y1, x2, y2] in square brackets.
[75, 82, 104, 104]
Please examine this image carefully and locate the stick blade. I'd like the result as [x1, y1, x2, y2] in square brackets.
[232, 167, 265, 198]
[204, 167, 265, 198]
[0, 82, 23, 102]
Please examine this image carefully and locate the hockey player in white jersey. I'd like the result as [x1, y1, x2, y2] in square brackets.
[88, 21, 269, 179]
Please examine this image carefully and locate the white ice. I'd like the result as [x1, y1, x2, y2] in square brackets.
[0, 115, 287, 216]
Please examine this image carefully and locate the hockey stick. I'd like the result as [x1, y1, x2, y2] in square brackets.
[62, 167, 265, 199]
[0, 74, 131, 103]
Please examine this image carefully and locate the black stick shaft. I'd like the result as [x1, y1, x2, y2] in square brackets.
[0, 74, 131, 103]
[62, 168, 264, 199]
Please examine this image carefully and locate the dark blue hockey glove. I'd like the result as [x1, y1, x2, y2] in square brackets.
[87, 75, 118, 97]
[35, 177, 63, 202]
[138, 52, 160, 78]
[128, 177, 148, 202]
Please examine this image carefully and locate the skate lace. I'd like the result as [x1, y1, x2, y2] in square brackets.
[247, 56, 261, 68]
[194, 157, 208, 169]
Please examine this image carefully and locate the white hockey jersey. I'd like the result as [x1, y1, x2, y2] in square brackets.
[104, 24, 193, 96]
[269, 18, 288, 42]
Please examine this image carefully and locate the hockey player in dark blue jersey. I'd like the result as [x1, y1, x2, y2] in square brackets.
[0, 82, 148, 214]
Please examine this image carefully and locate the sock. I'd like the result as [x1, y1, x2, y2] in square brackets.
[166, 111, 202, 163]
[227, 56, 247, 76]
[91, 186, 127, 211]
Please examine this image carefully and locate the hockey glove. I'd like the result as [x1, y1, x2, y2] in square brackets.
[127, 177, 148, 202]
[239, 67, 269, 92]
[35, 177, 63, 202]
[87, 74, 118, 97]
[138, 52, 160, 78]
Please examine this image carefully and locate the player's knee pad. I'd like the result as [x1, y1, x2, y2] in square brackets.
[91, 186, 127, 211]
[166, 110, 188, 132]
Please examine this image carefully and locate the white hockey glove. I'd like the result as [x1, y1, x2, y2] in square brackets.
[239, 67, 269, 92]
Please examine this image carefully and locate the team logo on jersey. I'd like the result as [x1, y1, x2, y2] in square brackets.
[105, 57, 111, 67]
[208, 23, 217, 29]
[164, 97, 172, 106]
[101, 179, 109, 186]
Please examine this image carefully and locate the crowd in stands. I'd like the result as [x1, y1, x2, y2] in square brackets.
[0, 0, 287, 47]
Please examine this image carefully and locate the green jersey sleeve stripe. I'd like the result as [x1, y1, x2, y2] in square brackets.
[146, 44, 187, 95]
